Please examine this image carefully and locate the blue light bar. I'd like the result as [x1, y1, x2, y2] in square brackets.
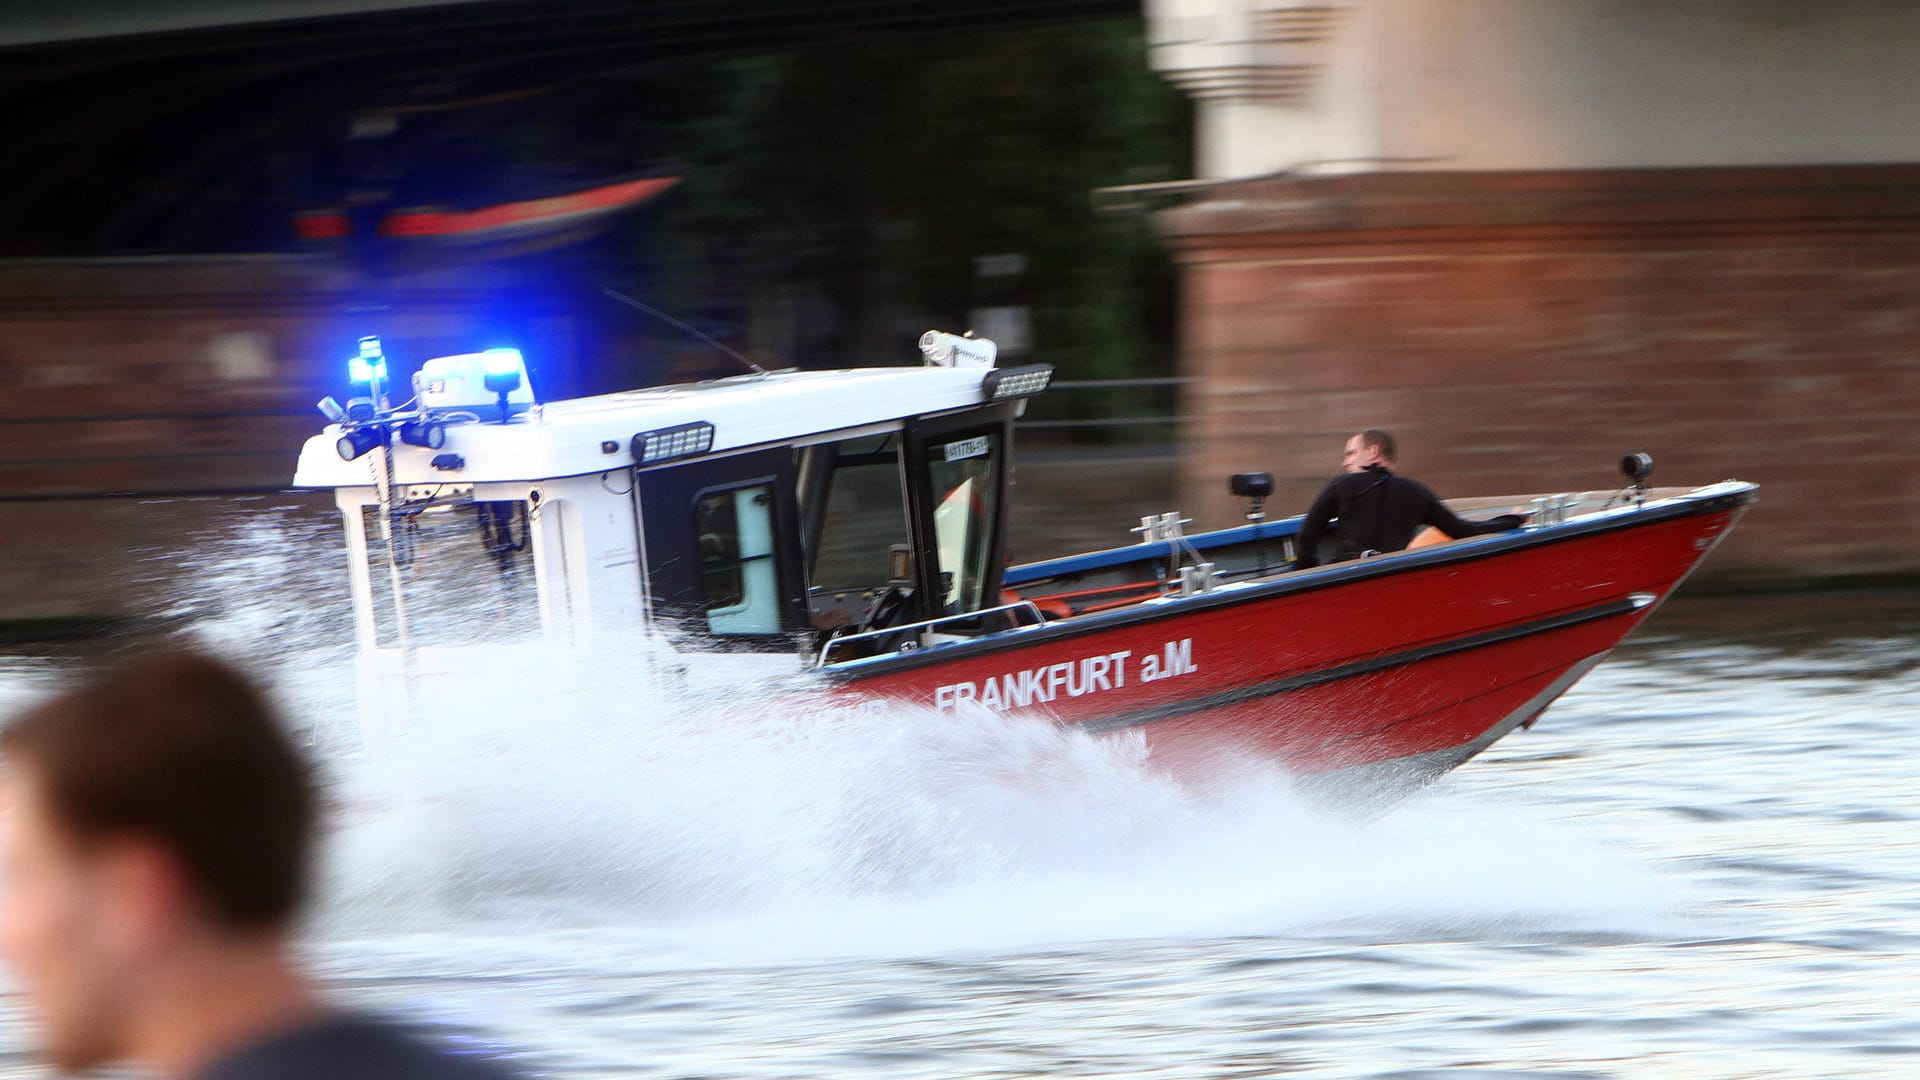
[631, 421, 715, 465]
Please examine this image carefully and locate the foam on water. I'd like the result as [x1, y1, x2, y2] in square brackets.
[8, 526, 1912, 1077]
[300, 639, 1692, 970]
[130, 513, 1694, 969]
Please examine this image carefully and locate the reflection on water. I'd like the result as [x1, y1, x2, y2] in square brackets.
[0, 522, 1915, 1077]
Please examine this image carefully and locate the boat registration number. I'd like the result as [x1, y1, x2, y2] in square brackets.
[941, 436, 990, 462]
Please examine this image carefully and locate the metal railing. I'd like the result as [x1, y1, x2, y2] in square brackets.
[816, 599, 1047, 667]
[1013, 376, 1190, 433]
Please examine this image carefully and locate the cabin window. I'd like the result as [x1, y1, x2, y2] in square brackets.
[806, 437, 909, 591]
[799, 434, 912, 633]
[695, 484, 782, 635]
[637, 446, 801, 645]
[360, 500, 537, 648]
[925, 430, 1001, 614]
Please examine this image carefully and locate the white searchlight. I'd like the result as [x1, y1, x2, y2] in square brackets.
[335, 424, 387, 461]
[918, 330, 997, 369]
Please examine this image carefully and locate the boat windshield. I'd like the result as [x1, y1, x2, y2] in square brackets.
[924, 431, 1000, 614]
[360, 500, 539, 648]
[801, 434, 912, 632]
[796, 423, 1004, 633]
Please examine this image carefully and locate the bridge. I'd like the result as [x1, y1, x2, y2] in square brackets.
[1, 0, 1132, 255]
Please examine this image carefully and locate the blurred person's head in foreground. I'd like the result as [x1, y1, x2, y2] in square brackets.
[0, 649, 509, 1079]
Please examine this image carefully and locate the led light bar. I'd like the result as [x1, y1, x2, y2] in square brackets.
[631, 421, 715, 465]
[981, 364, 1053, 400]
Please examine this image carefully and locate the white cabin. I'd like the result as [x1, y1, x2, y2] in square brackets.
[293, 335, 1050, 735]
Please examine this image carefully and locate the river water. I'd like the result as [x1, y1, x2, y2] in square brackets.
[0, 564, 1915, 1076]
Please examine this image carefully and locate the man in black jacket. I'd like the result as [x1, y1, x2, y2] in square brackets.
[1294, 429, 1526, 569]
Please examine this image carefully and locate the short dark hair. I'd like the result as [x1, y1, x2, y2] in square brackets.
[0, 650, 317, 930]
[1357, 428, 1397, 463]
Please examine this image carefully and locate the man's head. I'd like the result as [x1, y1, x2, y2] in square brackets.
[1342, 429, 1397, 472]
[0, 651, 316, 1071]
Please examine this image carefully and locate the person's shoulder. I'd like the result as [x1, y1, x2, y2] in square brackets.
[197, 1012, 520, 1080]
[1305, 474, 1345, 505]
[1384, 472, 1438, 498]
[1329, 467, 1402, 493]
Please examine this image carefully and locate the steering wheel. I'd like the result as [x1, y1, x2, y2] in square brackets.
[858, 584, 914, 636]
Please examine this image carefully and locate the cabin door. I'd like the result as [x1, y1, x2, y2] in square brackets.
[902, 405, 1017, 623]
[634, 448, 806, 647]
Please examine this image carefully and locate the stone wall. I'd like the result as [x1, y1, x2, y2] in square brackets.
[1160, 165, 1920, 582]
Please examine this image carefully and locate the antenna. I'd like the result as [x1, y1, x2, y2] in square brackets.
[600, 287, 768, 375]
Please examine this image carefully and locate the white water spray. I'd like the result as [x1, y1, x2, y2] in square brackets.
[137, 512, 1691, 970]
[303, 647, 1688, 968]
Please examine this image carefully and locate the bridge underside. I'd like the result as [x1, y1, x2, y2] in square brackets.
[0, 0, 1134, 255]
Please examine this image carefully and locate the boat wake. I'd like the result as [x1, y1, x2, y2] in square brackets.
[302, 640, 1694, 968]
[143, 526, 1698, 968]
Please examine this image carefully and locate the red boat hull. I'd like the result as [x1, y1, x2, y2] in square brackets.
[826, 490, 1751, 791]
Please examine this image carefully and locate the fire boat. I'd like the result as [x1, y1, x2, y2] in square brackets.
[293, 333, 1754, 796]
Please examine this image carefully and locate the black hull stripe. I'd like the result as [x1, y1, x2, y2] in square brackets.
[1074, 595, 1647, 736]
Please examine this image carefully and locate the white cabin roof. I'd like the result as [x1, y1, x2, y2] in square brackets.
[292, 364, 1009, 488]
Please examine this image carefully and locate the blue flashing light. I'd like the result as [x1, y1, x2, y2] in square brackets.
[347, 355, 388, 385]
[349, 336, 388, 386]
[481, 348, 524, 376]
[481, 348, 525, 401]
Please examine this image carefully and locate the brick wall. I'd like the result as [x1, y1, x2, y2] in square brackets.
[0, 258, 580, 620]
[0, 256, 1173, 625]
[1159, 166, 1920, 582]
[8, 172, 1916, 625]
